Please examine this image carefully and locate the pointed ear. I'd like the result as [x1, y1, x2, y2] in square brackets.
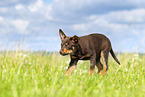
[70, 35, 79, 43]
[59, 29, 66, 41]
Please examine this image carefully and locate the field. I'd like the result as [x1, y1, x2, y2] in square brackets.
[0, 51, 145, 97]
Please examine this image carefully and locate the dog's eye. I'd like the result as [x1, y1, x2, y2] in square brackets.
[65, 43, 69, 46]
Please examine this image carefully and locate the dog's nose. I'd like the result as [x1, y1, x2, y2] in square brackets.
[59, 49, 63, 54]
[59, 50, 62, 54]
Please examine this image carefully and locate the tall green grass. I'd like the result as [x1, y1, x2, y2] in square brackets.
[0, 51, 145, 97]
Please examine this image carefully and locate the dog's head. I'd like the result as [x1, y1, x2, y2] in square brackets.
[59, 29, 79, 56]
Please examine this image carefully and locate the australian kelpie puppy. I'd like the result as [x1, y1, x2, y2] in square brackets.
[59, 29, 120, 76]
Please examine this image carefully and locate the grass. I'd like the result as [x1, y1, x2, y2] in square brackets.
[0, 51, 145, 97]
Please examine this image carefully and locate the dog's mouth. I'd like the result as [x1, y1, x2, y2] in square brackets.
[59, 48, 73, 55]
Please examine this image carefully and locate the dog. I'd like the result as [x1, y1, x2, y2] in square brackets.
[59, 29, 120, 76]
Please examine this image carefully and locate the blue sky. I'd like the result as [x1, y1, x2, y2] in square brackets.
[0, 0, 145, 52]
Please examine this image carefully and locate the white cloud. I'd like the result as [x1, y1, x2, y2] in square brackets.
[71, 8, 145, 34]
[27, 0, 54, 21]
[71, 23, 88, 31]
[28, 0, 43, 12]
[15, 4, 24, 10]
[86, 8, 145, 23]
[51, 0, 145, 15]
[105, 9, 145, 23]
[44, 5, 54, 20]
[11, 19, 29, 34]
[0, 0, 35, 6]
[0, 7, 9, 13]
[0, 16, 4, 22]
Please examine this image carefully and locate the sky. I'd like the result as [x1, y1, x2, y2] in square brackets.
[0, 0, 145, 52]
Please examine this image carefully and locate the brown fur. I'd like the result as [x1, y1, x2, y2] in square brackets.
[59, 29, 120, 76]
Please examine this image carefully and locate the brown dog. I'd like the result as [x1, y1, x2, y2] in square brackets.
[59, 29, 120, 76]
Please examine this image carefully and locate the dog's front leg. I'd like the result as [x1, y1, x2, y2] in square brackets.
[65, 59, 78, 76]
[80, 54, 91, 59]
[89, 55, 96, 75]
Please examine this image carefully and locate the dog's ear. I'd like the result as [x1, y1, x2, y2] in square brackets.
[70, 35, 79, 43]
[59, 29, 66, 41]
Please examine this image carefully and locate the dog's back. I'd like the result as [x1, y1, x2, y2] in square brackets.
[79, 34, 112, 56]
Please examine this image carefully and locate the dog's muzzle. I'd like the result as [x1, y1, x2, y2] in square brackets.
[59, 48, 73, 55]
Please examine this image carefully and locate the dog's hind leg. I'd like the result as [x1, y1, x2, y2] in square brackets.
[96, 61, 103, 74]
[89, 55, 96, 75]
[99, 51, 109, 75]
[65, 59, 78, 76]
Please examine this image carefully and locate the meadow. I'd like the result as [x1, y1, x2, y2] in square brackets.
[0, 51, 145, 97]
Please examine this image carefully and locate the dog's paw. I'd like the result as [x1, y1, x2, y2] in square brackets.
[65, 73, 70, 76]
[99, 70, 107, 75]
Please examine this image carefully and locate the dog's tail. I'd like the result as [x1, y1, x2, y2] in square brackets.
[110, 48, 120, 65]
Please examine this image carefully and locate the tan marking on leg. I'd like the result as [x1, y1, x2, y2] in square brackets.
[96, 63, 103, 74]
[89, 63, 95, 75]
[99, 52, 107, 75]
[65, 65, 76, 76]
[99, 70, 107, 75]
[80, 54, 90, 59]
[89, 68, 95, 75]
[71, 56, 78, 59]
